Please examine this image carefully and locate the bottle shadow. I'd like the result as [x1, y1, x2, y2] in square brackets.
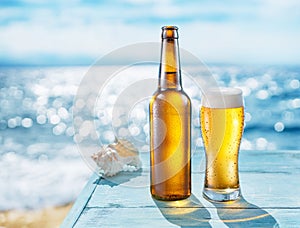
[153, 194, 212, 227]
[211, 196, 280, 227]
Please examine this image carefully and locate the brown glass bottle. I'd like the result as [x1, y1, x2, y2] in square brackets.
[150, 26, 191, 200]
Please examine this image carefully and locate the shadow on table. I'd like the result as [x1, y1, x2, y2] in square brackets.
[211, 196, 280, 227]
[94, 169, 143, 187]
[153, 194, 212, 227]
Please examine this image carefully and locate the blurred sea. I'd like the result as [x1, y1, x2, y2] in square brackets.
[0, 65, 299, 210]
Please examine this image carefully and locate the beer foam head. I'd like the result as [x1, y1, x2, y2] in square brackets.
[201, 87, 243, 108]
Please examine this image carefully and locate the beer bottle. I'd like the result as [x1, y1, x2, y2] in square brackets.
[150, 26, 191, 200]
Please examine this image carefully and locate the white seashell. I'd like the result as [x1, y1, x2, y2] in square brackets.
[91, 139, 141, 177]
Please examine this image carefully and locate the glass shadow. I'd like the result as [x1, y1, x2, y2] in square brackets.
[211, 196, 280, 227]
[153, 194, 212, 227]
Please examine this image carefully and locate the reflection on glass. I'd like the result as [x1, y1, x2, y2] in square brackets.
[153, 194, 212, 227]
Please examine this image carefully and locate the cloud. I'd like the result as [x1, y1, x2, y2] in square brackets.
[0, 0, 299, 65]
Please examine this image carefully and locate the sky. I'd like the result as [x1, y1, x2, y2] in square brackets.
[0, 0, 300, 65]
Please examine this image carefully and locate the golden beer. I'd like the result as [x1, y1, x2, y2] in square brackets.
[150, 26, 191, 201]
[201, 88, 244, 201]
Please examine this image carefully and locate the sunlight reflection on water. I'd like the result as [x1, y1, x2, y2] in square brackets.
[0, 65, 299, 209]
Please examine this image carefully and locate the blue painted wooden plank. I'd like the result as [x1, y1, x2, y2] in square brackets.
[86, 150, 300, 208]
[239, 150, 300, 174]
[86, 173, 300, 208]
[60, 173, 100, 228]
[74, 207, 210, 228]
[67, 150, 300, 227]
[127, 149, 300, 174]
[74, 208, 300, 227]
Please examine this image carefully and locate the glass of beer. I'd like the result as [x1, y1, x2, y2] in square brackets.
[200, 87, 244, 202]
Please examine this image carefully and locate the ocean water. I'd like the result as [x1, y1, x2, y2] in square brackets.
[0, 65, 299, 210]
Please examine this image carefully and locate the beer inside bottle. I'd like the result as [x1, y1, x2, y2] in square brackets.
[150, 26, 191, 200]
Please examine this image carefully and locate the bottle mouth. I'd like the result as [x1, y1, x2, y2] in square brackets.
[161, 26, 179, 39]
[162, 25, 178, 30]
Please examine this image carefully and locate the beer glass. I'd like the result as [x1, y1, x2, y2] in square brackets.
[200, 87, 244, 202]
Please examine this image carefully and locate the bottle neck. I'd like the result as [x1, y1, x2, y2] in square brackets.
[159, 26, 182, 90]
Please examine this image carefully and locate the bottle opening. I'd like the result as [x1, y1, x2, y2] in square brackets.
[162, 26, 178, 30]
[161, 26, 178, 39]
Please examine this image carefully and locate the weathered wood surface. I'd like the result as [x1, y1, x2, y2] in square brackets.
[62, 150, 300, 227]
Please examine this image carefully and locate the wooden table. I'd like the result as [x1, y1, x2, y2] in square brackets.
[62, 150, 300, 227]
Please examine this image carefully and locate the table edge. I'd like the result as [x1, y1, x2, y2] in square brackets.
[60, 172, 100, 228]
